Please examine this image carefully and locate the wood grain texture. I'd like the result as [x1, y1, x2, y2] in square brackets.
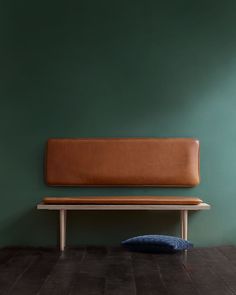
[0, 246, 235, 295]
[37, 202, 210, 211]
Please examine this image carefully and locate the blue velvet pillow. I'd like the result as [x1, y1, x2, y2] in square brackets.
[121, 235, 193, 253]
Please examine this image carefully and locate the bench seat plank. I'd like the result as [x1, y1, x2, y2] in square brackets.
[37, 202, 210, 211]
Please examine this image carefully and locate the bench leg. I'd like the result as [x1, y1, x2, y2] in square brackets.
[60, 209, 67, 251]
[180, 210, 188, 240]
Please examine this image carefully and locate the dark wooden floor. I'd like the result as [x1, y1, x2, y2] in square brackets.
[0, 246, 236, 295]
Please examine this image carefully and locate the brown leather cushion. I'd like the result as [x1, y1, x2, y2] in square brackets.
[43, 196, 203, 205]
[45, 138, 200, 187]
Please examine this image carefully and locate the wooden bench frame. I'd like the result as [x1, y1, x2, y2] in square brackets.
[37, 202, 210, 251]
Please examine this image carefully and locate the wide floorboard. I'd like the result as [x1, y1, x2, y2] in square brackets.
[0, 246, 236, 295]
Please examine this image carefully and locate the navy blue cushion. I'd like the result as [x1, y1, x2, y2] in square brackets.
[121, 235, 193, 253]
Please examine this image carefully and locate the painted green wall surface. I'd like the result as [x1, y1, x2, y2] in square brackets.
[1, 0, 236, 247]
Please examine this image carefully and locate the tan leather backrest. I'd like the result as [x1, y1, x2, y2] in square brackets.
[45, 138, 200, 187]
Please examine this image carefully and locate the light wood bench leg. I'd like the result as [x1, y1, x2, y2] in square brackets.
[180, 210, 188, 240]
[60, 209, 67, 251]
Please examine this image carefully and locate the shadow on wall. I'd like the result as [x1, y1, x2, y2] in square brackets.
[0, 208, 188, 247]
[2, 1, 236, 135]
[0, 209, 57, 247]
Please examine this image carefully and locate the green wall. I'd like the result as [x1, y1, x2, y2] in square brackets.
[1, 0, 236, 247]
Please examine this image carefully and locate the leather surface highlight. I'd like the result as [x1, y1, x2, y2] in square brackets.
[45, 138, 200, 187]
[43, 196, 203, 205]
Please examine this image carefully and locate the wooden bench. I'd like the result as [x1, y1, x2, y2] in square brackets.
[37, 138, 211, 251]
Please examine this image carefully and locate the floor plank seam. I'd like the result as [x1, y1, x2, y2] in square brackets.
[2, 246, 236, 295]
[5, 254, 39, 295]
[35, 252, 62, 295]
